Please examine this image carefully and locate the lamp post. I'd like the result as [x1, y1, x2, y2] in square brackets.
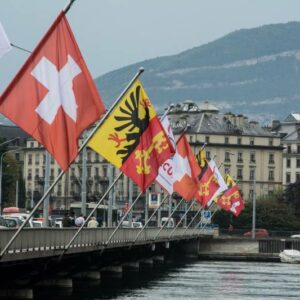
[0, 148, 21, 213]
[251, 167, 256, 239]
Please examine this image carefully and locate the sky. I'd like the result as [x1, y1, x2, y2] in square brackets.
[1, 0, 300, 92]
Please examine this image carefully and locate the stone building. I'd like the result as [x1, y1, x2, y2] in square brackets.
[168, 100, 283, 200]
[271, 113, 300, 186]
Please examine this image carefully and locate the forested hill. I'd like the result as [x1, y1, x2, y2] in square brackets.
[95, 22, 300, 123]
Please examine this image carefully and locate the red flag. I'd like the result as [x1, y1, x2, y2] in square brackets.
[215, 175, 245, 216]
[0, 12, 105, 171]
[194, 149, 219, 207]
[173, 134, 200, 200]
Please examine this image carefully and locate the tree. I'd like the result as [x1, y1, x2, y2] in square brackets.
[283, 181, 300, 215]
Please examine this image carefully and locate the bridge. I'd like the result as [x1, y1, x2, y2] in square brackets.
[0, 226, 216, 299]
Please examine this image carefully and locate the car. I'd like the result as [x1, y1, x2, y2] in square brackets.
[160, 217, 175, 228]
[290, 234, 300, 239]
[120, 221, 143, 228]
[243, 228, 269, 238]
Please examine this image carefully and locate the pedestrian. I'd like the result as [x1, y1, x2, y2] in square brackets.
[75, 213, 85, 227]
[87, 216, 98, 228]
[62, 212, 71, 227]
[69, 211, 75, 226]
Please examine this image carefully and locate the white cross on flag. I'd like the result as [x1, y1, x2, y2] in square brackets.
[155, 116, 176, 194]
[0, 21, 11, 58]
[0, 12, 105, 171]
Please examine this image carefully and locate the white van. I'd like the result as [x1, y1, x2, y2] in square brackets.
[121, 220, 143, 228]
[160, 217, 175, 228]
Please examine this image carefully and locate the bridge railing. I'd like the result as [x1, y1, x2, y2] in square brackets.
[0, 227, 213, 257]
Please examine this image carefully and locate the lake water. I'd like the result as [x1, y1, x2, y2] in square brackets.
[35, 260, 300, 300]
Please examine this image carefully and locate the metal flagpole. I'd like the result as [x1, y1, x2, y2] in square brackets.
[196, 205, 219, 235]
[101, 190, 143, 251]
[168, 199, 195, 238]
[153, 197, 185, 241]
[58, 172, 123, 259]
[43, 152, 50, 227]
[0, 67, 144, 258]
[192, 202, 217, 234]
[181, 206, 203, 236]
[131, 194, 169, 246]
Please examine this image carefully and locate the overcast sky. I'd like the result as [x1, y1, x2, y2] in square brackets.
[1, 0, 300, 92]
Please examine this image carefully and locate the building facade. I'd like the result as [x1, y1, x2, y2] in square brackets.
[271, 113, 300, 186]
[168, 100, 283, 200]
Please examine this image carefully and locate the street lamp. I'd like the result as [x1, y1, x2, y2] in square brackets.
[0, 148, 21, 213]
[251, 167, 256, 239]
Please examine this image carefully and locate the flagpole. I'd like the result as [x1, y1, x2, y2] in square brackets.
[192, 202, 217, 234]
[181, 205, 204, 236]
[130, 193, 169, 247]
[101, 189, 144, 252]
[63, 0, 77, 14]
[153, 197, 185, 241]
[0, 68, 144, 259]
[168, 199, 195, 238]
[57, 172, 123, 260]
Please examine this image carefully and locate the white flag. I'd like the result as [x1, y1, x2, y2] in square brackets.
[0, 21, 12, 58]
[155, 116, 176, 194]
[207, 159, 228, 206]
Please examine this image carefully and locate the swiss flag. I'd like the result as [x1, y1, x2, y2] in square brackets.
[173, 134, 200, 201]
[0, 12, 105, 171]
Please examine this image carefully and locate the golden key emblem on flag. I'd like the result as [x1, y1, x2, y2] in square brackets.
[198, 174, 218, 196]
[135, 131, 169, 174]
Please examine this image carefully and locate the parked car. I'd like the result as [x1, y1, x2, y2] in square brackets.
[290, 234, 300, 239]
[2, 215, 33, 228]
[243, 228, 269, 238]
[120, 221, 143, 228]
[160, 217, 175, 228]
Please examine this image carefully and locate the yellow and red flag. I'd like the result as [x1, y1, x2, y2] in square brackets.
[194, 149, 220, 207]
[215, 174, 245, 216]
[88, 80, 174, 191]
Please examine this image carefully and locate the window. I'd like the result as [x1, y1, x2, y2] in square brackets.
[296, 173, 300, 182]
[250, 138, 254, 146]
[269, 138, 273, 146]
[224, 167, 230, 174]
[50, 168, 54, 180]
[27, 169, 32, 180]
[225, 152, 231, 162]
[237, 137, 242, 145]
[206, 151, 211, 160]
[286, 173, 291, 184]
[87, 152, 91, 162]
[237, 152, 243, 163]
[15, 153, 20, 161]
[95, 153, 100, 162]
[287, 159, 291, 168]
[30, 142, 34, 148]
[225, 137, 229, 144]
[237, 168, 243, 180]
[28, 154, 32, 165]
[297, 159, 300, 168]
[35, 154, 40, 165]
[268, 170, 274, 181]
[250, 152, 256, 163]
[287, 145, 291, 153]
[249, 189, 254, 200]
[298, 145, 300, 154]
[269, 153, 274, 164]
[189, 135, 194, 143]
[103, 165, 108, 177]
[205, 136, 210, 143]
[249, 169, 255, 180]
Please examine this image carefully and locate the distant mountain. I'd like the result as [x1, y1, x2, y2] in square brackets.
[95, 22, 300, 124]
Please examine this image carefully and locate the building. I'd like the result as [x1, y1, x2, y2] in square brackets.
[271, 113, 300, 186]
[168, 100, 283, 200]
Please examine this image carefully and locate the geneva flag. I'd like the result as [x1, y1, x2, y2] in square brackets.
[0, 12, 105, 171]
[88, 80, 174, 191]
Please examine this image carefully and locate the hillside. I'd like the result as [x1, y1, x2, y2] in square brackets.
[95, 22, 300, 123]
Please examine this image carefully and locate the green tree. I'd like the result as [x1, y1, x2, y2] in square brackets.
[283, 181, 300, 215]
